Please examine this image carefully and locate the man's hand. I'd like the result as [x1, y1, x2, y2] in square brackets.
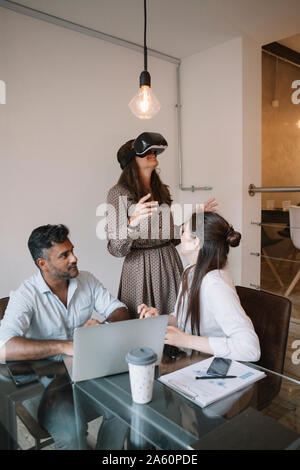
[138, 304, 159, 319]
[60, 340, 74, 356]
[3, 336, 75, 361]
[83, 318, 101, 327]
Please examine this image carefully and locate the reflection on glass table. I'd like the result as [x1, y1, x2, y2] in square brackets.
[0, 352, 300, 450]
[74, 351, 300, 450]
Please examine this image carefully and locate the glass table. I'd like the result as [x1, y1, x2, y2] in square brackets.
[0, 352, 300, 450]
[74, 352, 300, 450]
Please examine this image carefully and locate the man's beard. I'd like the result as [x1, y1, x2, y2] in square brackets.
[49, 263, 79, 279]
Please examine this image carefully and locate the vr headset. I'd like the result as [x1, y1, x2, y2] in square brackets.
[119, 132, 168, 170]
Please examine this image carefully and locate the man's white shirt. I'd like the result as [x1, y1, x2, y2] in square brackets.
[0, 270, 126, 348]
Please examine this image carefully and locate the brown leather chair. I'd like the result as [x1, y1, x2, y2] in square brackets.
[235, 287, 292, 410]
[235, 286, 291, 375]
[0, 298, 9, 322]
[0, 297, 53, 450]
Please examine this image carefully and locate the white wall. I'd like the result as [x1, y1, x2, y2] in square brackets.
[0, 8, 178, 297]
[179, 37, 261, 285]
[241, 36, 261, 287]
[0, 8, 261, 298]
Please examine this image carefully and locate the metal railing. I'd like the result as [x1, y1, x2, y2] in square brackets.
[249, 184, 300, 196]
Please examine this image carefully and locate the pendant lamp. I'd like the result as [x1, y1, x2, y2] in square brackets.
[128, 0, 161, 119]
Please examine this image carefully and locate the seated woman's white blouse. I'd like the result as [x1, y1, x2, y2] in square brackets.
[174, 268, 261, 362]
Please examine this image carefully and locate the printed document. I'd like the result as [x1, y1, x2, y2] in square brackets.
[159, 357, 265, 407]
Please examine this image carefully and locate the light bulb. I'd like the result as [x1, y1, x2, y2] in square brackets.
[129, 85, 161, 119]
[129, 71, 161, 119]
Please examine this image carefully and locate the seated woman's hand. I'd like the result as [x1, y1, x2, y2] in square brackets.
[165, 326, 190, 349]
[138, 304, 159, 319]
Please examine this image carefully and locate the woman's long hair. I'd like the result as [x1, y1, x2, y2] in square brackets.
[178, 211, 241, 336]
[117, 140, 172, 205]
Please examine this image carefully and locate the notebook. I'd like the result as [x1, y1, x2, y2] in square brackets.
[159, 357, 265, 408]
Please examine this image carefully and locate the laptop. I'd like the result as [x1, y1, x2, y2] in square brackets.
[63, 315, 169, 382]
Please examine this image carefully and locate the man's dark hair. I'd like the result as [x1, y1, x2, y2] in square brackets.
[28, 224, 69, 265]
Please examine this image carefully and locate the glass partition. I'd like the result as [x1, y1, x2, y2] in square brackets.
[255, 196, 300, 381]
[259, 44, 300, 382]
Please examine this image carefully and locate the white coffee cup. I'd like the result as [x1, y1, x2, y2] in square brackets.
[126, 347, 157, 404]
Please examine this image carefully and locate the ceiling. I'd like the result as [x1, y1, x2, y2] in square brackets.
[2, 0, 300, 58]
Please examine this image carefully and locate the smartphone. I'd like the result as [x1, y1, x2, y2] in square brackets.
[206, 358, 232, 377]
[7, 362, 39, 387]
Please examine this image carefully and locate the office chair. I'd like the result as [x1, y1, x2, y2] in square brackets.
[0, 297, 53, 450]
[284, 206, 300, 297]
[235, 286, 292, 409]
[235, 287, 291, 374]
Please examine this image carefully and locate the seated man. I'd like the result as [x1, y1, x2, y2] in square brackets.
[0, 224, 130, 449]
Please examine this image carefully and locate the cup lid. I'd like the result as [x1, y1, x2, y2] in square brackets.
[126, 347, 157, 366]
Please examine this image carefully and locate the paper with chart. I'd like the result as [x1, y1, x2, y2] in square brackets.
[159, 357, 265, 408]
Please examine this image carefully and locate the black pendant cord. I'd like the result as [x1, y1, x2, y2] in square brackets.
[139, 0, 150, 87]
[144, 0, 147, 71]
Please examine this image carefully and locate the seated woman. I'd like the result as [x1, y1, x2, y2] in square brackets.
[139, 211, 261, 362]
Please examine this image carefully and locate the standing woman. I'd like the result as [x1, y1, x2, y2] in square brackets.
[106, 132, 216, 318]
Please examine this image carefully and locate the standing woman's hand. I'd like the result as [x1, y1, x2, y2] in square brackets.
[138, 304, 159, 319]
[196, 198, 218, 214]
[128, 193, 159, 228]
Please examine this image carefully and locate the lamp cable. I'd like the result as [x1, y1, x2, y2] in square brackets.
[144, 0, 147, 71]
